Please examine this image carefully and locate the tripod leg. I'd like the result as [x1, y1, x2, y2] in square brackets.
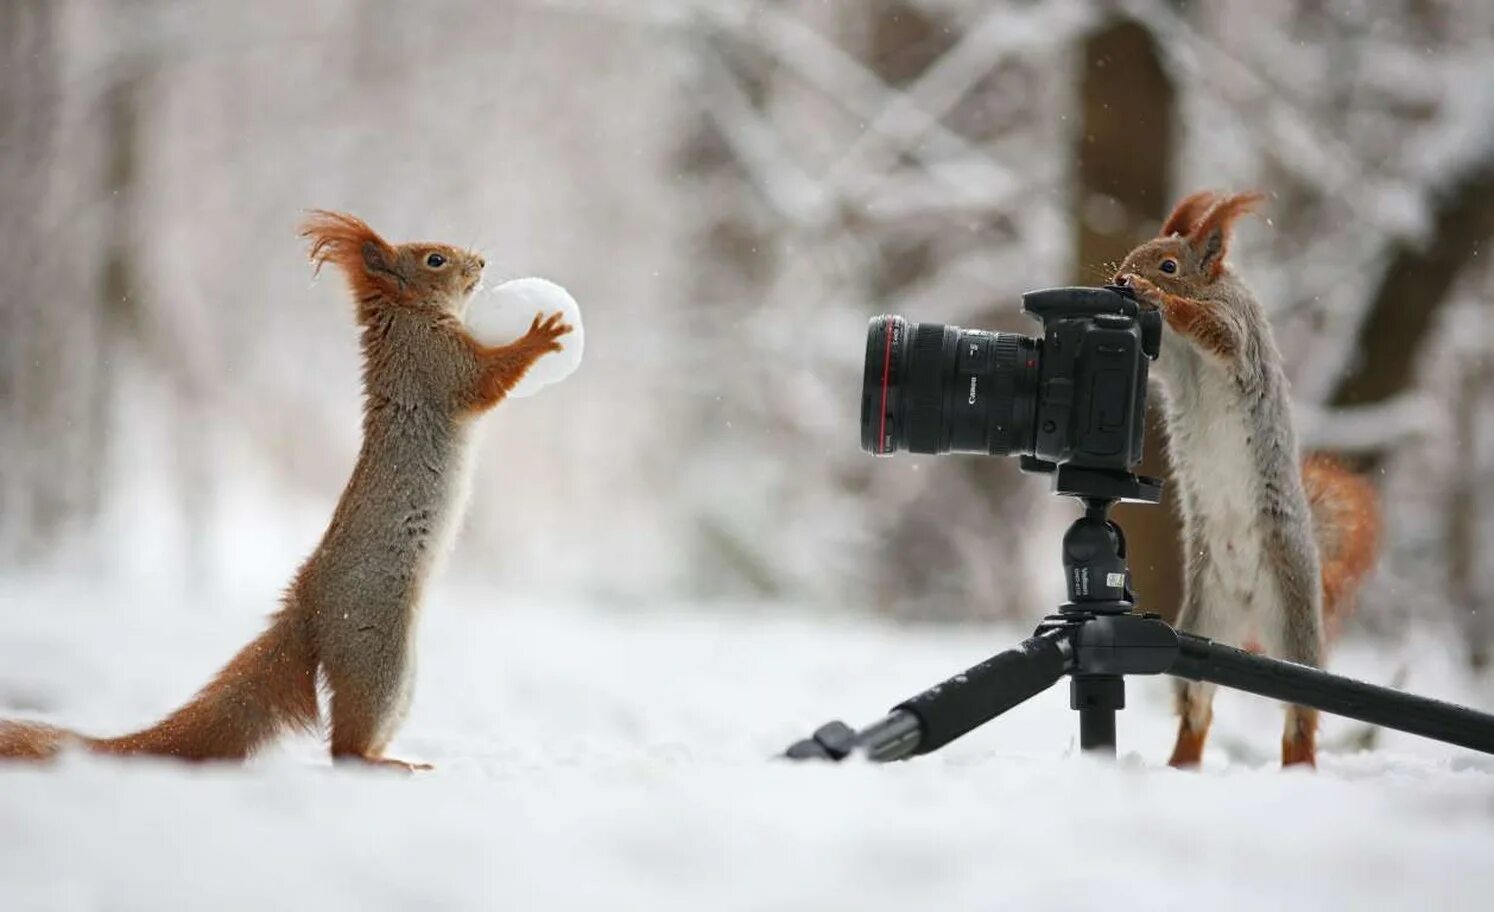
[780, 629, 1073, 763]
[1171, 632, 1494, 756]
[1072, 675, 1123, 755]
[1079, 708, 1116, 751]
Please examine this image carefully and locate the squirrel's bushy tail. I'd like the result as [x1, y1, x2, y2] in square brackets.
[0, 607, 318, 762]
[1302, 454, 1382, 640]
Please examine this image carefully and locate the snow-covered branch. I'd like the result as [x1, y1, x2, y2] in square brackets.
[1296, 395, 1441, 454]
[686, 43, 829, 228]
[817, 0, 1094, 188]
[693, 2, 1026, 214]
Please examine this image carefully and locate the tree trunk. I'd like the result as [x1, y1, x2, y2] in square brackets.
[1071, 19, 1180, 620]
[1328, 157, 1494, 471]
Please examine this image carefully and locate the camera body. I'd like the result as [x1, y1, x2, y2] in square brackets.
[1020, 286, 1161, 473]
[861, 285, 1161, 475]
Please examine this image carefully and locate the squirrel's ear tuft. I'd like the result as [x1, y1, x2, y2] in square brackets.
[299, 210, 403, 299]
[1159, 191, 1219, 238]
[1188, 192, 1265, 279]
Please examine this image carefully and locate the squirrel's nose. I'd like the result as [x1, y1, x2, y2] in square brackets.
[476, 256, 486, 270]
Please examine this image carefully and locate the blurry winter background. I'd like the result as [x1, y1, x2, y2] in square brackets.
[4, 1, 1494, 910]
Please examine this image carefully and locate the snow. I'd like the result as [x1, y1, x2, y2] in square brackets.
[464, 278, 585, 398]
[2, 576, 1493, 911]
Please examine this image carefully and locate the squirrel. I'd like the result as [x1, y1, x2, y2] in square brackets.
[0, 211, 572, 771]
[1114, 191, 1380, 769]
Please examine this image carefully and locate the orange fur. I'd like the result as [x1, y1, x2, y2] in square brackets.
[0, 609, 316, 762]
[0, 721, 73, 759]
[1237, 455, 1381, 649]
[1124, 275, 1239, 360]
[1189, 192, 1265, 279]
[1115, 192, 1268, 358]
[93, 608, 318, 760]
[1302, 454, 1382, 640]
[1159, 190, 1219, 238]
[459, 312, 571, 414]
[301, 210, 407, 315]
[1281, 707, 1318, 767]
[1168, 718, 1210, 768]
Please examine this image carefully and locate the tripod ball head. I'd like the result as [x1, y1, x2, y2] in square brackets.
[1062, 501, 1134, 612]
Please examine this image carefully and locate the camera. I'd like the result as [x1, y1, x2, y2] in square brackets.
[860, 286, 1162, 473]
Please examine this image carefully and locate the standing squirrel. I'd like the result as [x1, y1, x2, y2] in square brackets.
[0, 211, 571, 770]
[1114, 191, 1380, 768]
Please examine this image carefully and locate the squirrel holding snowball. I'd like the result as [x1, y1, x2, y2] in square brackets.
[0, 211, 575, 770]
[1114, 191, 1380, 768]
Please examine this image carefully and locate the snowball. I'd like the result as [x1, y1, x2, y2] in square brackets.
[465, 277, 584, 398]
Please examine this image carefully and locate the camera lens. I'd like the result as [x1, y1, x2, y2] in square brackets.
[861, 315, 1040, 456]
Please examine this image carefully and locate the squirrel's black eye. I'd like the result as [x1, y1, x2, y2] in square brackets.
[425, 253, 446, 268]
[1160, 259, 1177, 274]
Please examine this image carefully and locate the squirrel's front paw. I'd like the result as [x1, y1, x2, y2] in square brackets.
[1123, 273, 1153, 302]
[522, 310, 573, 354]
[1119, 274, 1165, 310]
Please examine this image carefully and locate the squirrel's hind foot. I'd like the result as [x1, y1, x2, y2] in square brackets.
[1281, 707, 1318, 768]
[1167, 721, 1209, 769]
[1168, 683, 1214, 769]
[336, 753, 434, 773]
[1281, 735, 1317, 768]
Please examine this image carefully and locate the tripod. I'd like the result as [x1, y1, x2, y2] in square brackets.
[785, 464, 1494, 763]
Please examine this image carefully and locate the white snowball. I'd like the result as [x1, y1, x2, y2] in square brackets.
[464, 277, 584, 398]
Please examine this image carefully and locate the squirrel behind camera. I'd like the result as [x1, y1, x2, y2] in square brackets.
[1115, 191, 1380, 769]
[0, 212, 571, 770]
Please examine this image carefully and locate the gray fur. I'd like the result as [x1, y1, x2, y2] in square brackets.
[298, 309, 481, 753]
[1151, 272, 1323, 737]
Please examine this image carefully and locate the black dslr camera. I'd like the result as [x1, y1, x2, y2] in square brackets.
[861, 286, 1162, 483]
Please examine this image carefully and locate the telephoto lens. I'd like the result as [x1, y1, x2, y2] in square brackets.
[861, 315, 1040, 456]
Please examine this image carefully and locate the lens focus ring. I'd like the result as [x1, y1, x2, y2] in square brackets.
[904, 323, 949, 454]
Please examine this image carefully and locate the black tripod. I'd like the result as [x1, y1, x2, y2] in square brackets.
[785, 464, 1494, 763]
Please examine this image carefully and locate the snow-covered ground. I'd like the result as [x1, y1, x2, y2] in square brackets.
[2, 575, 1493, 911]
